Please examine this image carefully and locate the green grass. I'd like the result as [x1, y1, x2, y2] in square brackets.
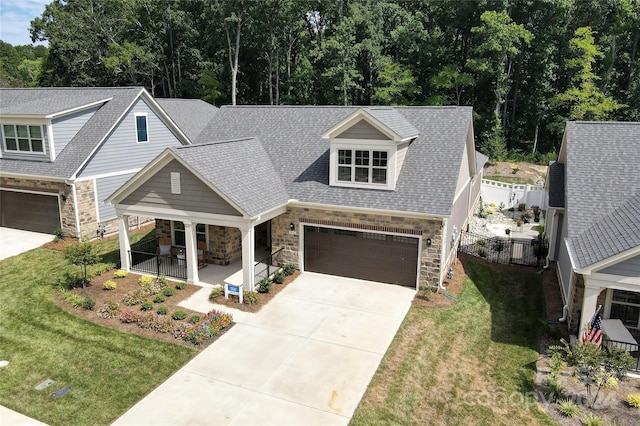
[0, 230, 196, 425]
[350, 260, 555, 425]
[484, 175, 536, 185]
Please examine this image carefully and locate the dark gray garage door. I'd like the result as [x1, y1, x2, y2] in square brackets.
[304, 226, 419, 287]
[0, 191, 61, 234]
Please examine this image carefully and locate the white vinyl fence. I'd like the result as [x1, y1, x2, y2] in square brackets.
[481, 179, 547, 209]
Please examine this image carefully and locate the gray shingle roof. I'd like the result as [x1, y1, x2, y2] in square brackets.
[0, 87, 143, 179]
[171, 139, 289, 217]
[563, 121, 640, 269]
[155, 98, 218, 142]
[196, 105, 473, 216]
[362, 107, 420, 139]
[547, 161, 565, 208]
[476, 151, 489, 174]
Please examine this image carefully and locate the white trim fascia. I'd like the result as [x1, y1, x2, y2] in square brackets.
[584, 274, 640, 293]
[288, 199, 448, 220]
[114, 204, 249, 228]
[46, 120, 55, 161]
[439, 217, 448, 287]
[453, 177, 472, 203]
[565, 237, 581, 272]
[93, 178, 100, 223]
[321, 108, 417, 142]
[134, 112, 149, 143]
[0, 171, 67, 182]
[0, 187, 59, 197]
[0, 115, 49, 123]
[590, 271, 640, 287]
[578, 245, 640, 275]
[45, 98, 112, 119]
[71, 182, 81, 238]
[139, 89, 192, 145]
[250, 204, 288, 223]
[466, 123, 477, 176]
[75, 168, 140, 182]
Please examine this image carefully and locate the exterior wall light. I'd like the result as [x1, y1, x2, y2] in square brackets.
[290, 222, 295, 231]
[426, 238, 432, 246]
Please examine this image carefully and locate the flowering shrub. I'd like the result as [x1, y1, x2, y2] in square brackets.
[119, 309, 143, 323]
[138, 276, 153, 286]
[97, 301, 120, 319]
[140, 277, 165, 296]
[627, 393, 640, 408]
[122, 289, 145, 306]
[182, 310, 233, 345]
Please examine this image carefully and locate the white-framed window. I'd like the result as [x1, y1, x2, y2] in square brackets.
[337, 149, 388, 184]
[2, 124, 45, 154]
[609, 290, 640, 329]
[172, 221, 207, 247]
[135, 113, 148, 143]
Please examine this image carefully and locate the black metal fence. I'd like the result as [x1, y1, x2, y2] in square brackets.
[255, 248, 284, 282]
[458, 231, 548, 267]
[603, 338, 640, 373]
[129, 238, 187, 280]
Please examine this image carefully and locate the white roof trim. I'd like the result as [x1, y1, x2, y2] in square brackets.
[321, 108, 416, 142]
[288, 200, 447, 220]
[46, 98, 112, 119]
[577, 244, 640, 275]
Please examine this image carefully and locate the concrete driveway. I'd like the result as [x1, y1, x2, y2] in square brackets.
[0, 227, 53, 261]
[113, 272, 415, 425]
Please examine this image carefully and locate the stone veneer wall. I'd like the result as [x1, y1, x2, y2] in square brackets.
[155, 220, 242, 265]
[271, 207, 443, 288]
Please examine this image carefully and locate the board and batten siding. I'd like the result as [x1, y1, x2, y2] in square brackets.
[122, 159, 241, 216]
[51, 106, 100, 156]
[77, 98, 183, 178]
[95, 173, 136, 221]
[336, 120, 390, 140]
[599, 254, 640, 278]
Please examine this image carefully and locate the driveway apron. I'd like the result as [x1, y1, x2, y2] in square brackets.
[0, 227, 52, 261]
[112, 272, 415, 425]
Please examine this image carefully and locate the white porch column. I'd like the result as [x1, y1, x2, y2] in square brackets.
[183, 221, 199, 285]
[117, 214, 131, 271]
[579, 282, 605, 339]
[241, 225, 256, 292]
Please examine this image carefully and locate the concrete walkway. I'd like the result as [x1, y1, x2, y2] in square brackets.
[0, 227, 52, 261]
[113, 273, 415, 425]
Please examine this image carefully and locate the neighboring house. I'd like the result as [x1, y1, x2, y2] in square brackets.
[546, 121, 640, 339]
[107, 106, 487, 291]
[0, 87, 207, 238]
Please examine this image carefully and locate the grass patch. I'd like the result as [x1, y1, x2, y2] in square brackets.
[0, 230, 196, 426]
[350, 259, 555, 425]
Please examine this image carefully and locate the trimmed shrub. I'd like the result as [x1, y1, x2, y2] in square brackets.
[156, 275, 167, 286]
[122, 289, 145, 306]
[627, 393, 640, 408]
[273, 270, 285, 284]
[172, 310, 187, 320]
[119, 309, 142, 323]
[103, 280, 117, 290]
[153, 294, 167, 303]
[139, 275, 153, 286]
[157, 306, 168, 315]
[283, 263, 296, 276]
[141, 301, 154, 311]
[256, 277, 272, 294]
[243, 291, 258, 305]
[175, 281, 187, 290]
[163, 287, 176, 297]
[82, 297, 96, 310]
[477, 247, 487, 258]
[209, 286, 224, 300]
[114, 269, 128, 278]
[188, 315, 201, 324]
[97, 301, 120, 319]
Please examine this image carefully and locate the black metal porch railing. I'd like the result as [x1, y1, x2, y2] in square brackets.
[255, 248, 284, 282]
[129, 238, 187, 280]
[602, 338, 640, 373]
[458, 230, 548, 267]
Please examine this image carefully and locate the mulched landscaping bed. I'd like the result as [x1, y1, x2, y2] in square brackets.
[55, 269, 224, 349]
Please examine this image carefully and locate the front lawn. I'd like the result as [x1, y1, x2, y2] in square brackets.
[0, 231, 197, 425]
[351, 257, 555, 425]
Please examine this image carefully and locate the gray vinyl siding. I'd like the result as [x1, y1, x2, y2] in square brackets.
[77, 98, 183, 178]
[448, 184, 471, 257]
[599, 254, 640, 277]
[96, 173, 136, 221]
[557, 243, 573, 304]
[51, 106, 100, 156]
[336, 120, 390, 140]
[122, 159, 241, 216]
[395, 141, 410, 180]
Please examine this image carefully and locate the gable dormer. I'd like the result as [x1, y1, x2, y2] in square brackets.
[322, 107, 419, 191]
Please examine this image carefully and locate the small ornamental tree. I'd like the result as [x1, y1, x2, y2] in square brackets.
[63, 240, 101, 288]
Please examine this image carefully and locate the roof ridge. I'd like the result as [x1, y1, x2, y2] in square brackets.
[177, 137, 257, 148]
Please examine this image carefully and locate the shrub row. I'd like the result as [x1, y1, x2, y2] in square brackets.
[179, 310, 233, 345]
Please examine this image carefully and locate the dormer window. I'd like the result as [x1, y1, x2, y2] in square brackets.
[338, 149, 388, 184]
[2, 124, 45, 154]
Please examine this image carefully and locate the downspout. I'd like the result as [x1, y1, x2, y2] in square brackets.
[544, 210, 556, 269]
[559, 305, 569, 323]
[439, 217, 448, 290]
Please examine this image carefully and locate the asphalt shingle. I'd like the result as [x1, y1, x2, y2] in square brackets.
[155, 98, 218, 142]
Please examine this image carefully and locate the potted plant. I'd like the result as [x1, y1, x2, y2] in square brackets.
[532, 205, 541, 222]
[518, 202, 526, 212]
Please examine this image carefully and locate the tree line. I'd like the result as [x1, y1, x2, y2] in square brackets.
[1, 0, 638, 160]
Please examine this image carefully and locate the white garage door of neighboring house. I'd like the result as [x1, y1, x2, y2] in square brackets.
[304, 226, 419, 287]
[0, 190, 61, 234]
